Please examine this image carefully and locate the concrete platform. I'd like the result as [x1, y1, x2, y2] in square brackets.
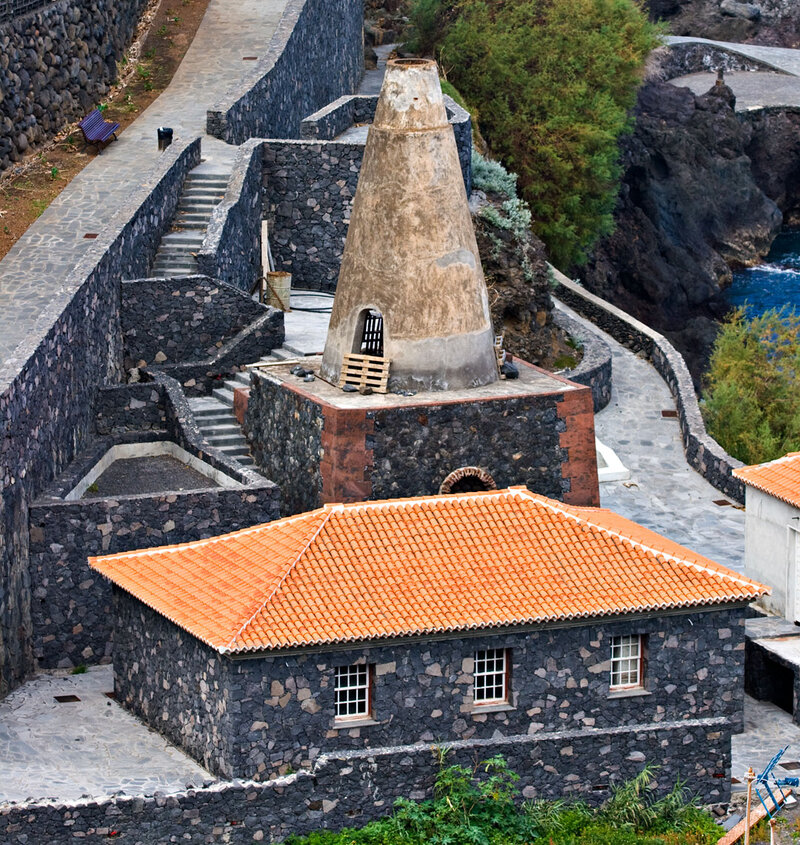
[0, 666, 214, 806]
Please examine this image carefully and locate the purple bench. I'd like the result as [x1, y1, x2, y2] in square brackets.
[78, 109, 120, 151]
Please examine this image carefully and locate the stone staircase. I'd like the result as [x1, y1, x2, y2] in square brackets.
[189, 346, 313, 468]
[151, 170, 229, 278]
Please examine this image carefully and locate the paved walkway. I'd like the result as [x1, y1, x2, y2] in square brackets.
[556, 301, 746, 572]
[667, 35, 800, 111]
[0, 0, 288, 371]
[0, 666, 214, 805]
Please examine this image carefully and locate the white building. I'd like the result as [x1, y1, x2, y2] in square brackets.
[735, 452, 800, 620]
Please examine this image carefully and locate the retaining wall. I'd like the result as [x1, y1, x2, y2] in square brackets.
[552, 308, 612, 413]
[206, 0, 363, 144]
[0, 138, 200, 698]
[551, 270, 745, 502]
[29, 374, 281, 670]
[0, 0, 148, 169]
[653, 40, 783, 82]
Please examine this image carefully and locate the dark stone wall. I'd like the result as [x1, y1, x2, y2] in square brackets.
[30, 476, 280, 670]
[301, 94, 378, 140]
[652, 41, 780, 82]
[0, 0, 148, 169]
[262, 140, 362, 292]
[206, 0, 364, 144]
[196, 139, 264, 292]
[552, 309, 613, 413]
[367, 391, 573, 503]
[122, 275, 268, 365]
[93, 382, 167, 436]
[112, 589, 745, 796]
[244, 371, 324, 516]
[0, 712, 736, 844]
[552, 274, 745, 503]
[0, 139, 200, 697]
[262, 98, 472, 292]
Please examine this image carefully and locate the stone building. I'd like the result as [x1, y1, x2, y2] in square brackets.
[91, 486, 766, 802]
[241, 57, 600, 514]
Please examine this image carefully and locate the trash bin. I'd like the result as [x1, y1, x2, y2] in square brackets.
[157, 127, 173, 151]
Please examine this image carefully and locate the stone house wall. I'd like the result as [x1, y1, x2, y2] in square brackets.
[262, 98, 472, 292]
[113, 588, 746, 798]
[0, 139, 200, 698]
[0, 0, 148, 169]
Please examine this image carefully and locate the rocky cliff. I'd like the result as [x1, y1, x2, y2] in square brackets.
[583, 80, 781, 381]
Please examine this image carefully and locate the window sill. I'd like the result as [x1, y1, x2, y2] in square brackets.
[607, 687, 651, 700]
[470, 702, 515, 714]
[333, 717, 380, 729]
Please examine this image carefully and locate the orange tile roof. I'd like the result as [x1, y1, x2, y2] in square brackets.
[89, 487, 767, 654]
[734, 452, 800, 510]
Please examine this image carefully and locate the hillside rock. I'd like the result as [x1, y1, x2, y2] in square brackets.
[583, 80, 781, 381]
[471, 194, 564, 367]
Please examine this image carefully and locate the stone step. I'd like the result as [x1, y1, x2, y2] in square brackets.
[161, 231, 205, 245]
[182, 188, 226, 197]
[192, 406, 232, 419]
[205, 432, 249, 446]
[169, 219, 207, 230]
[200, 422, 244, 435]
[154, 242, 199, 254]
[175, 212, 214, 224]
[185, 175, 229, 186]
[212, 386, 235, 405]
[217, 444, 252, 458]
[153, 252, 198, 265]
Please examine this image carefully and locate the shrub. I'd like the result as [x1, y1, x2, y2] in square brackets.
[408, 0, 661, 268]
[703, 307, 800, 465]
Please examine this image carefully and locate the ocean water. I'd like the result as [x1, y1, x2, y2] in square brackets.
[726, 227, 800, 316]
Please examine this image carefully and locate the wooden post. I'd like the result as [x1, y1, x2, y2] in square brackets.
[745, 766, 756, 845]
[770, 816, 777, 845]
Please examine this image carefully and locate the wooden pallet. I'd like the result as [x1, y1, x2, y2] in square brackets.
[339, 353, 390, 393]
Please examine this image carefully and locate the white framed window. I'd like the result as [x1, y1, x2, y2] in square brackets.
[334, 664, 372, 719]
[610, 635, 643, 690]
[473, 648, 509, 705]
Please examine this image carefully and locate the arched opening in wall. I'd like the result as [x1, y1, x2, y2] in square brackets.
[439, 467, 497, 495]
[353, 308, 384, 357]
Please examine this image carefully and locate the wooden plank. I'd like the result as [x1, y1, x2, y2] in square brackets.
[717, 790, 786, 845]
[339, 353, 390, 393]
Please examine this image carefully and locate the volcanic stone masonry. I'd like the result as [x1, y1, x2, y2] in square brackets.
[113, 586, 746, 803]
[0, 0, 148, 169]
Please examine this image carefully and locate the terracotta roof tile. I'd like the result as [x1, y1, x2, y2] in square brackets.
[89, 487, 767, 653]
[734, 452, 800, 510]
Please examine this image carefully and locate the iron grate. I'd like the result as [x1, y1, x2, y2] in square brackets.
[54, 694, 80, 703]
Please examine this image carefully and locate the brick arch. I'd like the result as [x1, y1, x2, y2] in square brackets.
[439, 466, 497, 495]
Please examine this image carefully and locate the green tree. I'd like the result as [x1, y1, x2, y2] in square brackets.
[408, 0, 660, 268]
[703, 307, 800, 465]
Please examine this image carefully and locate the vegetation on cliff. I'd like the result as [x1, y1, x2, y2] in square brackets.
[284, 757, 722, 845]
[407, 0, 660, 268]
[703, 307, 800, 465]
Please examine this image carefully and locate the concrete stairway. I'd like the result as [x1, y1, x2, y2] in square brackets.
[189, 386, 254, 467]
[151, 171, 229, 277]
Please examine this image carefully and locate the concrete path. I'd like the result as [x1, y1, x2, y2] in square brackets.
[0, 0, 288, 366]
[0, 666, 214, 805]
[670, 70, 800, 110]
[556, 300, 746, 572]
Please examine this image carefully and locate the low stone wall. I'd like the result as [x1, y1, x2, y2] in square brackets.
[552, 308, 612, 413]
[0, 138, 200, 698]
[206, 0, 363, 144]
[196, 139, 264, 292]
[551, 271, 745, 502]
[300, 94, 378, 140]
[0, 0, 148, 169]
[93, 382, 166, 436]
[122, 275, 269, 365]
[653, 40, 783, 82]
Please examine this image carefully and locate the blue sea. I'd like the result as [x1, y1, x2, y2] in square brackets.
[726, 227, 800, 316]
